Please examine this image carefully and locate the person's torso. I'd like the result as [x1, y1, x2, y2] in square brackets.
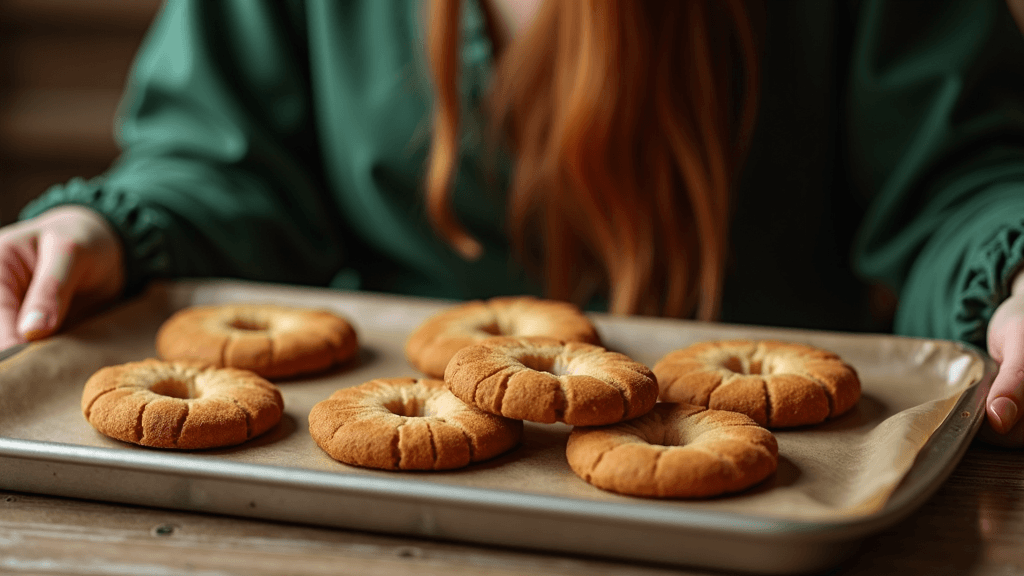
[305, 0, 875, 330]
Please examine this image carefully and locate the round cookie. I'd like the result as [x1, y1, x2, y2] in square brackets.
[81, 359, 284, 450]
[156, 303, 359, 379]
[405, 296, 601, 378]
[652, 339, 861, 428]
[309, 377, 523, 471]
[566, 403, 778, 498]
[444, 336, 658, 426]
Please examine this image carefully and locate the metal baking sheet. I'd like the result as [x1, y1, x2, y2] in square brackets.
[0, 279, 995, 574]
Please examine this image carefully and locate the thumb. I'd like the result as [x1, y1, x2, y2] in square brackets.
[17, 232, 81, 341]
[0, 278, 25, 350]
[0, 242, 33, 349]
[987, 337, 1024, 435]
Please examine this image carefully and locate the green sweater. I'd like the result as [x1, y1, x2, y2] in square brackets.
[21, 0, 1024, 346]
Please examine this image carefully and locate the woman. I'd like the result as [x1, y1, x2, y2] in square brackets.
[1, 0, 1023, 442]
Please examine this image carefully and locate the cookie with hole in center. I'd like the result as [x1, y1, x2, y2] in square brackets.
[444, 336, 658, 426]
[156, 303, 358, 379]
[308, 377, 522, 470]
[652, 340, 860, 428]
[566, 402, 779, 498]
[405, 296, 601, 378]
[81, 359, 284, 449]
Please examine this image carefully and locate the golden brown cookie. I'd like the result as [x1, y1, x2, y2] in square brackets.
[652, 339, 861, 428]
[81, 359, 284, 450]
[156, 303, 359, 379]
[405, 296, 601, 378]
[566, 403, 778, 498]
[308, 377, 523, 471]
[444, 336, 658, 426]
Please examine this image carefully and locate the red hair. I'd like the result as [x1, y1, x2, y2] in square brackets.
[425, 0, 759, 319]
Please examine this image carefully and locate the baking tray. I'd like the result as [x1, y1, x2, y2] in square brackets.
[0, 279, 996, 574]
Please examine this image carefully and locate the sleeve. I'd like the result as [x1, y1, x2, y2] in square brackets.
[19, 0, 347, 295]
[849, 0, 1024, 345]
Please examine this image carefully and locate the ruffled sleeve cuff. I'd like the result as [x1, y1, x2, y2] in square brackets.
[889, 179, 1024, 347]
[953, 221, 1024, 345]
[19, 177, 175, 296]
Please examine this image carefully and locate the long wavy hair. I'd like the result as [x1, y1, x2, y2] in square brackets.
[425, 0, 760, 319]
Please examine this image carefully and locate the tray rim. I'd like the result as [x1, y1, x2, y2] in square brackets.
[0, 368, 988, 542]
[0, 283, 998, 572]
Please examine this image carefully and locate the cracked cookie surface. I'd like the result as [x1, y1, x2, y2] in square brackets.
[566, 403, 778, 498]
[653, 340, 861, 428]
[308, 377, 522, 471]
[81, 359, 284, 449]
[444, 336, 658, 426]
[405, 296, 601, 378]
[156, 303, 358, 379]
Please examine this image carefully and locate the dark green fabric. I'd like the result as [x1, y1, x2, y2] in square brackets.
[24, 0, 535, 302]
[849, 0, 1024, 344]
[21, 0, 1024, 347]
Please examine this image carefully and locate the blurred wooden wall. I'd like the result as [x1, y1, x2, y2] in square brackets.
[0, 0, 161, 226]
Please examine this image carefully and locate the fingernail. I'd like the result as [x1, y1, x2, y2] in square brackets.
[991, 397, 1019, 433]
[17, 310, 47, 338]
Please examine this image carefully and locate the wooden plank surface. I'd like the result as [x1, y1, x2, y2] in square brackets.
[1, 442, 1021, 576]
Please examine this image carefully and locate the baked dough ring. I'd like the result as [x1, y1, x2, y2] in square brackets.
[444, 336, 658, 426]
[308, 378, 523, 470]
[81, 359, 285, 450]
[566, 403, 779, 498]
[156, 303, 359, 379]
[405, 296, 601, 378]
[652, 339, 861, 428]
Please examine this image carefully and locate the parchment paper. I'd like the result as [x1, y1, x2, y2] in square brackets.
[0, 279, 990, 523]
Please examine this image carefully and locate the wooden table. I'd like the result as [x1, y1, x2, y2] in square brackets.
[0, 441, 1020, 576]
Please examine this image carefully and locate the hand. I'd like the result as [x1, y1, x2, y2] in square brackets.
[0, 206, 125, 351]
[984, 267, 1024, 445]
